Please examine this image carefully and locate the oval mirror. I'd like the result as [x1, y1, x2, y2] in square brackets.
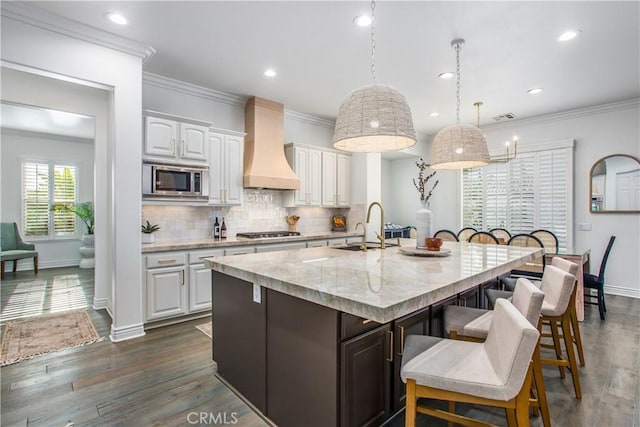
[590, 154, 640, 213]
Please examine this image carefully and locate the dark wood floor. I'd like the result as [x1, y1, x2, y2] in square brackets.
[1, 268, 638, 426]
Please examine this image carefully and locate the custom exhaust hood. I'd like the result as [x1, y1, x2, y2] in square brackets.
[243, 97, 300, 190]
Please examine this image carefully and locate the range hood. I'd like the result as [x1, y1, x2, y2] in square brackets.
[243, 97, 300, 190]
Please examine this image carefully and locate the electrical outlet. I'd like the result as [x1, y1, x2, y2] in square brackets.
[253, 284, 261, 304]
[578, 223, 592, 231]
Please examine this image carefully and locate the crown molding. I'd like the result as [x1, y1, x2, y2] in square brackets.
[143, 72, 247, 107]
[482, 98, 640, 131]
[1, 2, 156, 62]
[284, 109, 335, 129]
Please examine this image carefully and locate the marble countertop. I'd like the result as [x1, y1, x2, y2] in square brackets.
[205, 239, 543, 323]
[141, 231, 364, 253]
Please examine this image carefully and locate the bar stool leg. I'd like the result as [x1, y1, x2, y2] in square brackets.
[506, 408, 517, 427]
[549, 320, 566, 378]
[562, 315, 582, 399]
[570, 305, 585, 366]
[533, 345, 551, 427]
[405, 379, 417, 427]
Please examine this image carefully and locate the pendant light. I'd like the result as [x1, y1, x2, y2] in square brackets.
[333, 0, 417, 153]
[430, 39, 490, 169]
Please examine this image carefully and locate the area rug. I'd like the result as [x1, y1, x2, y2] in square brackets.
[1, 310, 102, 366]
[196, 321, 212, 338]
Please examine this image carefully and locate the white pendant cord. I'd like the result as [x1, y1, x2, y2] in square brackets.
[370, 0, 376, 83]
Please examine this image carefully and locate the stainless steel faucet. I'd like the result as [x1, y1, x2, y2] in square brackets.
[366, 201, 386, 249]
[355, 222, 367, 252]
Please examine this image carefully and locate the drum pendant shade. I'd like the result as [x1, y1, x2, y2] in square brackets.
[333, 84, 417, 153]
[430, 123, 490, 169]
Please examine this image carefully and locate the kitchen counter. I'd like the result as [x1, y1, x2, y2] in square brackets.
[206, 239, 542, 427]
[141, 230, 363, 253]
[205, 239, 542, 323]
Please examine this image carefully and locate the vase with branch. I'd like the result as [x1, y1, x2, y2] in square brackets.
[412, 159, 439, 248]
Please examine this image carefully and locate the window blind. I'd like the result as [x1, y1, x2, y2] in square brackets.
[22, 161, 78, 239]
[462, 146, 572, 248]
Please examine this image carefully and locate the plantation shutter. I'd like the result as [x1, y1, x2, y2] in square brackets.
[23, 162, 50, 237]
[507, 153, 536, 234]
[462, 167, 484, 230]
[53, 165, 77, 236]
[462, 142, 573, 248]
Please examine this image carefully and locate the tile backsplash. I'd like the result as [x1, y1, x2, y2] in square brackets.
[142, 189, 365, 242]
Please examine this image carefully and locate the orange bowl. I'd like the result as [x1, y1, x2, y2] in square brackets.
[425, 237, 443, 251]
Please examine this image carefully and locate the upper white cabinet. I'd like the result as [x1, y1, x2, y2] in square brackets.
[144, 111, 211, 165]
[321, 152, 351, 207]
[284, 144, 322, 206]
[209, 129, 245, 206]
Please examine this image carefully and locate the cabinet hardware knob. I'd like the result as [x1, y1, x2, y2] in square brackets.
[180, 270, 185, 286]
[158, 259, 176, 264]
[181, 140, 186, 156]
[362, 319, 373, 324]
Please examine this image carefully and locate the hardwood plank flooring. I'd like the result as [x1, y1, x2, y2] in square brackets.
[1, 268, 638, 426]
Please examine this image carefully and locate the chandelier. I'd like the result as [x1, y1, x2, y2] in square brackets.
[474, 101, 518, 163]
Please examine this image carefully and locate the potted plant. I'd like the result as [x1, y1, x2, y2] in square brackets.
[52, 201, 95, 268]
[141, 220, 160, 244]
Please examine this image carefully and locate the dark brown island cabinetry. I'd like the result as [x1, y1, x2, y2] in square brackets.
[212, 272, 432, 427]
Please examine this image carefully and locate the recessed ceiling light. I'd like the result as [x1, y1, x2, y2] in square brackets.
[438, 72, 454, 80]
[527, 87, 543, 95]
[353, 15, 372, 27]
[263, 69, 277, 77]
[558, 30, 581, 42]
[105, 13, 127, 25]
[429, 112, 439, 117]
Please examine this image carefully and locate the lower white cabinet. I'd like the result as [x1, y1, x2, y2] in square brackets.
[146, 265, 188, 321]
[145, 248, 224, 322]
[256, 242, 307, 252]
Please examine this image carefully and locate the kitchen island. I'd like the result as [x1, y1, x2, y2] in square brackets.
[205, 240, 541, 427]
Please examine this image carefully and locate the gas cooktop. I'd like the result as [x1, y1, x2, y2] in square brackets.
[236, 231, 301, 239]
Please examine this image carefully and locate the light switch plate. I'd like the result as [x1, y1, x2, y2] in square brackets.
[578, 223, 592, 231]
[253, 284, 261, 303]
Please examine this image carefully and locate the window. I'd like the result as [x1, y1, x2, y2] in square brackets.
[462, 142, 573, 248]
[22, 160, 78, 239]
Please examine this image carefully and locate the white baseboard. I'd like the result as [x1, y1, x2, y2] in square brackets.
[605, 285, 640, 299]
[93, 297, 110, 311]
[10, 259, 80, 271]
[110, 323, 145, 342]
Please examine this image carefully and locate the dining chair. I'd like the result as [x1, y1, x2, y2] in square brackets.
[531, 229, 559, 254]
[1, 222, 39, 280]
[584, 235, 615, 320]
[500, 234, 546, 289]
[401, 299, 540, 427]
[468, 231, 500, 244]
[433, 229, 458, 242]
[489, 227, 511, 243]
[456, 227, 477, 242]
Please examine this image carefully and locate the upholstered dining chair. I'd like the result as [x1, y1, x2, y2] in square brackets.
[1, 222, 38, 280]
[456, 227, 477, 242]
[489, 227, 512, 243]
[498, 233, 546, 290]
[468, 231, 500, 245]
[401, 299, 540, 427]
[531, 229, 559, 254]
[433, 229, 458, 242]
[584, 235, 615, 320]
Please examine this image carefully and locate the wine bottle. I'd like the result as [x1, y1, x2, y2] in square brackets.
[213, 217, 220, 239]
[221, 217, 227, 239]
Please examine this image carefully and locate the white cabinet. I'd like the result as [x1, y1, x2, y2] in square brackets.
[144, 113, 210, 164]
[145, 252, 188, 321]
[284, 144, 322, 206]
[306, 240, 328, 248]
[327, 238, 348, 247]
[144, 248, 224, 322]
[322, 151, 351, 207]
[209, 130, 245, 205]
[224, 246, 256, 256]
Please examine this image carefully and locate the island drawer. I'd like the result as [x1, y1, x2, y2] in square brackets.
[341, 313, 382, 341]
[188, 249, 225, 264]
[145, 253, 186, 268]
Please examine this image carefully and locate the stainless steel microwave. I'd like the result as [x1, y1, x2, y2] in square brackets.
[142, 163, 209, 199]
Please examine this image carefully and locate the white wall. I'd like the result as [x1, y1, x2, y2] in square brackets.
[2, 6, 147, 341]
[1, 129, 94, 269]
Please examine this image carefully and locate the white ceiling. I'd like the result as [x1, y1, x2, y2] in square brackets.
[20, 1, 640, 137]
[1, 102, 95, 140]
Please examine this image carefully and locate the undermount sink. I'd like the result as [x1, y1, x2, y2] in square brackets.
[333, 241, 398, 251]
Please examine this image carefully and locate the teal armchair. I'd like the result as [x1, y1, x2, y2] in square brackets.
[1, 222, 38, 280]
